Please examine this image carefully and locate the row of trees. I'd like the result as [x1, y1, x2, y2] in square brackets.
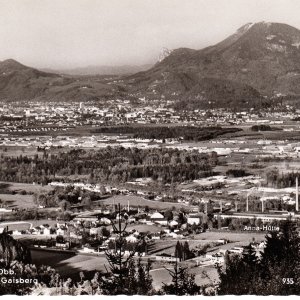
[175, 241, 194, 261]
[34, 186, 103, 210]
[91, 125, 241, 141]
[266, 169, 300, 188]
[251, 125, 281, 131]
[226, 169, 251, 177]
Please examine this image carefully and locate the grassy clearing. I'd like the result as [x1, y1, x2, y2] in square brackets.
[0, 220, 59, 231]
[100, 195, 187, 210]
[0, 181, 53, 193]
[150, 264, 218, 290]
[0, 194, 35, 209]
[196, 231, 265, 243]
[126, 224, 162, 233]
[31, 250, 108, 279]
[0, 222, 32, 231]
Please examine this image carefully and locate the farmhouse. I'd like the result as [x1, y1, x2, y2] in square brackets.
[155, 254, 177, 262]
[150, 211, 168, 226]
[187, 214, 202, 225]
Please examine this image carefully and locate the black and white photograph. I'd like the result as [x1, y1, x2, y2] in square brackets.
[0, 0, 300, 296]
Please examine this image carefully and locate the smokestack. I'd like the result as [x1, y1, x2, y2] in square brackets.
[235, 202, 238, 212]
[220, 201, 222, 213]
[246, 195, 249, 212]
[127, 200, 130, 212]
[296, 177, 299, 211]
[261, 199, 264, 213]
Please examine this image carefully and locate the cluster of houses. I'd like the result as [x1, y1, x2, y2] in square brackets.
[4, 206, 208, 252]
[10, 223, 68, 236]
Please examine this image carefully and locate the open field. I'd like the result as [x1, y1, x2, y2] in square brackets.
[150, 264, 219, 290]
[30, 248, 219, 289]
[0, 181, 53, 209]
[148, 230, 266, 256]
[126, 224, 162, 233]
[0, 194, 35, 209]
[196, 231, 266, 243]
[100, 195, 188, 210]
[0, 222, 32, 231]
[31, 249, 111, 280]
[0, 181, 53, 193]
[0, 219, 59, 231]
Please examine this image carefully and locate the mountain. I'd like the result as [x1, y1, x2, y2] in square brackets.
[2, 22, 300, 108]
[128, 22, 300, 109]
[0, 59, 122, 101]
[42, 64, 153, 76]
[0, 59, 57, 100]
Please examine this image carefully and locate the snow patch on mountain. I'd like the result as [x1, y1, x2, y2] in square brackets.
[266, 43, 287, 53]
[158, 48, 173, 62]
[237, 22, 254, 34]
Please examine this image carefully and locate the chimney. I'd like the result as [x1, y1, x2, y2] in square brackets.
[127, 200, 130, 212]
[296, 177, 299, 211]
[246, 195, 249, 212]
[220, 201, 222, 213]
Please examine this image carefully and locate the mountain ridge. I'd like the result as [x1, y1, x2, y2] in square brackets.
[41, 64, 153, 76]
[1, 22, 300, 109]
[126, 21, 300, 109]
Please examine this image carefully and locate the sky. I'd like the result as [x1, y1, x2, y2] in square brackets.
[0, 0, 300, 69]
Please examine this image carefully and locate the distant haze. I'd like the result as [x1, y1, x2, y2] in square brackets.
[0, 0, 300, 69]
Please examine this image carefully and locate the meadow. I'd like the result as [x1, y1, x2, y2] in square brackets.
[100, 195, 188, 210]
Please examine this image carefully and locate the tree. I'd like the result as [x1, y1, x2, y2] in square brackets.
[102, 204, 153, 295]
[0, 231, 59, 295]
[136, 258, 153, 295]
[164, 209, 173, 221]
[103, 207, 135, 294]
[99, 185, 106, 195]
[183, 241, 192, 261]
[59, 200, 71, 212]
[217, 220, 300, 295]
[0, 228, 31, 267]
[161, 260, 200, 295]
[175, 241, 183, 261]
[242, 243, 258, 267]
[81, 196, 92, 210]
[100, 226, 110, 238]
[256, 220, 300, 295]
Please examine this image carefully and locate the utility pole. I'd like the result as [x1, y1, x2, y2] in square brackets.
[296, 177, 299, 211]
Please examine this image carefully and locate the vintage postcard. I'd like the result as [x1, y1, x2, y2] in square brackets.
[0, 0, 299, 296]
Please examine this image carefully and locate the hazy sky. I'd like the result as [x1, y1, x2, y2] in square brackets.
[0, 0, 300, 69]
